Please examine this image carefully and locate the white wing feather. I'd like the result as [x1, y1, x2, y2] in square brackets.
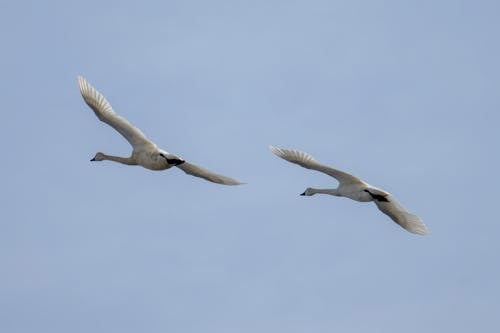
[269, 146, 364, 185]
[374, 195, 428, 235]
[78, 76, 153, 149]
[176, 162, 244, 185]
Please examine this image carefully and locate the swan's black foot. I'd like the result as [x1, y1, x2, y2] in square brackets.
[166, 158, 185, 166]
[364, 189, 389, 202]
[159, 153, 185, 166]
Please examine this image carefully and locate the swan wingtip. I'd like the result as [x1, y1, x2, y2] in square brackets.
[77, 75, 89, 91]
[409, 224, 429, 236]
[269, 145, 283, 155]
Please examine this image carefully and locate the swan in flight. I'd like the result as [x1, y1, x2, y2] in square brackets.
[77, 76, 243, 185]
[270, 146, 428, 235]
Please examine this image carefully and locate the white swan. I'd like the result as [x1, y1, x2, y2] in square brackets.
[270, 146, 428, 235]
[78, 76, 243, 185]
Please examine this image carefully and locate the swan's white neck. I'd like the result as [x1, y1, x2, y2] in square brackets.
[308, 188, 340, 196]
[102, 154, 137, 165]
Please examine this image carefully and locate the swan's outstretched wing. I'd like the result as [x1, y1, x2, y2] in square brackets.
[374, 195, 428, 235]
[269, 146, 364, 185]
[78, 76, 153, 149]
[176, 162, 244, 185]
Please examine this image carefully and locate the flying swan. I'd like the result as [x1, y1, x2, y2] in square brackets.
[78, 76, 243, 185]
[270, 146, 428, 235]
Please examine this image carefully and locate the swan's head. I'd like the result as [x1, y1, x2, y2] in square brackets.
[90, 152, 105, 161]
[300, 188, 315, 196]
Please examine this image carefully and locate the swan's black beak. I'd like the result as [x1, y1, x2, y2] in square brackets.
[90, 158, 96, 161]
[300, 191, 306, 196]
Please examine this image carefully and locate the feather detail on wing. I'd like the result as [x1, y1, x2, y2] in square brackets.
[269, 146, 364, 185]
[176, 162, 244, 185]
[374, 195, 428, 235]
[78, 76, 153, 149]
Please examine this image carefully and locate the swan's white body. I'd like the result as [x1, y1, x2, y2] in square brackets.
[270, 146, 428, 235]
[78, 76, 243, 185]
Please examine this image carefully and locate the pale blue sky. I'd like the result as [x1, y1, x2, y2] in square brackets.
[1, 0, 499, 332]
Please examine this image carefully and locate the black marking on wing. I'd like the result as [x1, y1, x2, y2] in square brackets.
[365, 189, 389, 202]
[166, 158, 185, 165]
[160, 154, 185, 166]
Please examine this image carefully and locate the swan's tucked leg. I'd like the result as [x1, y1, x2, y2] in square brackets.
[166, 157, 185, 166]
[163, 156, 186, 165]
[157, 153, 185, 166]
[364, 189, 389, 202]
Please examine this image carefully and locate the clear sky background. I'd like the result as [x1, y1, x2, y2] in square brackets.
[1, 0, 499, 332]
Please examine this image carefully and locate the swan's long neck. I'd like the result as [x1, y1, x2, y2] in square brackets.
[308, 188, 340, 196]
[102, 154, 137, 165]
